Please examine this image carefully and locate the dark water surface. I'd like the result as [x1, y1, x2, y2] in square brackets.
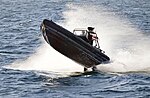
[0, 0, 150, 97]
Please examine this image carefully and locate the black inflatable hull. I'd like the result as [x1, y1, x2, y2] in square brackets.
[41, 19, 110, 68]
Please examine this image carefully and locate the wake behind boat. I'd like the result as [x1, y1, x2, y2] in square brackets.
[40, 19, 110, 71]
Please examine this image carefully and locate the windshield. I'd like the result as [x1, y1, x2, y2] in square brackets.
[73, 29, 87, 36]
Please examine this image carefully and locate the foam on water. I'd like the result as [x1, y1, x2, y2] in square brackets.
[8, 39, 83, 73]
[8, 5, 150, 73]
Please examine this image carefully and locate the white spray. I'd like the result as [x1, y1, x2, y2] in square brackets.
[8, 5, 150, 73]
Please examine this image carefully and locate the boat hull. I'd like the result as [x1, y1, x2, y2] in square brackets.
[41, 19, 110, 68]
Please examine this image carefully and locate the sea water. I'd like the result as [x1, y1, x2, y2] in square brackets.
[0, 0, 150, 97]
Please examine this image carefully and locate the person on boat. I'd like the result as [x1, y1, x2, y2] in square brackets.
[84, 27, 98, 72]
[87, 27, 97, 45]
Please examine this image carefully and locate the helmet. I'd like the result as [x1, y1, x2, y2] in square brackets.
[87, 27, 94, 31]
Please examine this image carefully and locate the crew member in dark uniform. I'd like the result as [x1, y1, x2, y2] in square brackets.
[87, 27, 96, 45]
[84, 27, 97, 72]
